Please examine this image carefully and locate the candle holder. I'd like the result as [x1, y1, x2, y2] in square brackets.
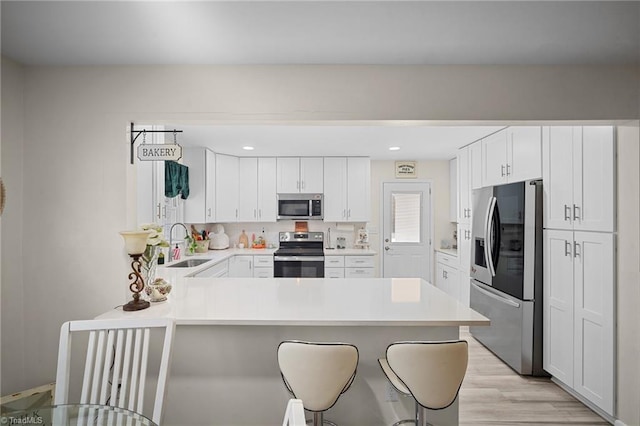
[120, 230, 152, 311]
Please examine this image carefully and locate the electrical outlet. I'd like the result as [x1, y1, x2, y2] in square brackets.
[385, 382, 399, 402]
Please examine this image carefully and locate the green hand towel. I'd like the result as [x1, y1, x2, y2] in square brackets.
[165, 161, 190, 200]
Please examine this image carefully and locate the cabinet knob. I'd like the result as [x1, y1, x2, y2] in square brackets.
[564, 205, 571, 221]
[501, 165, 505, 177]
[506, 164, 511, 176]
[573, 204, 581, 221]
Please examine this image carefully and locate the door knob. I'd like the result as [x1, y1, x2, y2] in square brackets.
[385, 238, 390, 243]
[385, 246, 390, 251]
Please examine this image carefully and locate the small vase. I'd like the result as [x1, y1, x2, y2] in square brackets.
[141, 245, 159, 295]
[145, 277, 172, 302]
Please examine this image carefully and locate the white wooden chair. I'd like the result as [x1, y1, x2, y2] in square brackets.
[282, 398, 306, 426]
[378, 340, 468, 426]
[55, 318, 176, 425]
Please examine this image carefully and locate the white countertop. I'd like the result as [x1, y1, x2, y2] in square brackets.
[324, 248, 376, 256]
[436, 248, 459, 257]
[97, 277, 488, 326]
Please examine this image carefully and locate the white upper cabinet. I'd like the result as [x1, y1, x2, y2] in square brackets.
[542, 126, 615, 232]
[457, 146, 471, 224]
[469, 142, 483, 190]
[257, 158, 277, 222]
[508, 127, 543, 183]
[482, 130, 508, 186]
[183, 148, 216, 223]
[277, 157, 324, 193]
[239, 157, 277, 222]
[215, 154, 239, 222]
[449, 158, 457, 222]
[482, 127, 542, 186]
[323, 157, 370, 222]
[323, 157, 348, 221]
[345, 157, 370, 222]
[238, 158, 259, 222]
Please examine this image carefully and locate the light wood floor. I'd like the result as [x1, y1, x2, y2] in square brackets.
[458, 328, 609, 426]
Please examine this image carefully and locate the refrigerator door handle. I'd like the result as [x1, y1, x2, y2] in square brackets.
[485, 196, 497, 277]
[472, 281, 520, 308]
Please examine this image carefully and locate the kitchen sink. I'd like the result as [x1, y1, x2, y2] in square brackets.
[166, 258, 211, 268]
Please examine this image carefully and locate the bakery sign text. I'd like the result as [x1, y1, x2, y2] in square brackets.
[137, 144, 183, 161]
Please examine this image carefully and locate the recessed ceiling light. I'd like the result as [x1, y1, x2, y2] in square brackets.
[389, 146, 400, 151]
[242, 146, 254, 151]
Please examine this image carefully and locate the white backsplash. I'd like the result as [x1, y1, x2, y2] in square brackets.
[188, 221, 366, 249]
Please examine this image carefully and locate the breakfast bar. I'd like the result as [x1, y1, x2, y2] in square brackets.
[96, 271, 489, 426]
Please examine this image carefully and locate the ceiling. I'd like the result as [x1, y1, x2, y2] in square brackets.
[3, 1, 637, 159]
[170, 124, 505, 159]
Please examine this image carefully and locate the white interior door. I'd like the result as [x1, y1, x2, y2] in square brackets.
[382, 182, 432, 280]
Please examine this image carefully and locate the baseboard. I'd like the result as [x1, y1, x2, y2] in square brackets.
[551, 377, 615, 425]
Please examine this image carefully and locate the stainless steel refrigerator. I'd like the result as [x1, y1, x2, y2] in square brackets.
[469, 179, 546, 376]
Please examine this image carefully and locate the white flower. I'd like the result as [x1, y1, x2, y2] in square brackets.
[140, 223, 169, 248]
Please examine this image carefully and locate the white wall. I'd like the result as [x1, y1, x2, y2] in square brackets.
[615, 122, 640, 426]
[1, 58, 26, 395]
[1, 64, 639, 422]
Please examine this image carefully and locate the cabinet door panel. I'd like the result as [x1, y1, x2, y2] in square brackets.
[457, 147, 470, 224]
[458, 230, 471, 309]
[542, 127, 575, 230]
[257, 158, 277, 222]
[470, 142, 483, 190]
[229, 255, 253, 277]
[215, 154, 239, 222]
[238, 158, 258, 222]
[573, 232, 614, 414]
[277, 158, 301, 193]
[323, 157, 347, 221]
[508, 126, 542, 182]
[575, 127, 615, 233]
[346, 157, 370, 221]
[543, 229, 574, 385]
[300, 157, 324, 193]
[205, 150, 216, 222]
[482, 130, 508, 186]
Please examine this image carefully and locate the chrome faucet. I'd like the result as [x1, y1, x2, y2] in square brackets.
[168, 223, 189, 262]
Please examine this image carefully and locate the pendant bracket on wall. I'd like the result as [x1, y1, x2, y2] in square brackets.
[130, 122, 183, 164]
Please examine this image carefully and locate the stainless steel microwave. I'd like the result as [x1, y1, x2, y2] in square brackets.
[277, 193, 323, 220]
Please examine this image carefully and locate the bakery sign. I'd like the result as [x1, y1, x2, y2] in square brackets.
[395, 161, 417, 178]
[137, 144, 183, 162]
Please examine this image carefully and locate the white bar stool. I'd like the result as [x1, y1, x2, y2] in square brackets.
[277, 341, 359, 426]
[378, 340, 469, 426]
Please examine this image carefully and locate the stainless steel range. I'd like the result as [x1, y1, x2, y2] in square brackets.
[273, 232, 324, 278]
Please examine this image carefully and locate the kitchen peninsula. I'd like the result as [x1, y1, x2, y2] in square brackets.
[97, 256, 488, 426]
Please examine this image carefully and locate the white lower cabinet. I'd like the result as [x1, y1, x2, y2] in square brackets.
[193, 260, 229, 278]
[253, 267, 273, 278]
[435, 252, 460, 301]
[325, 255, 375, 278]
[253, 255, 274, 278]
[457, 224, 472, 307]
[325, 268, 345, 279]
[228, 255, 253, 277]
[543, 229, 615, 415]
[345, 268, 375, 278]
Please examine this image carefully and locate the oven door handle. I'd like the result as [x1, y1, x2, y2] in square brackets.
[274, 256, 325, 262]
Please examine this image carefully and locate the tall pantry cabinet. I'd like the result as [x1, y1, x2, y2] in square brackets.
[542, 126, 616, 417]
